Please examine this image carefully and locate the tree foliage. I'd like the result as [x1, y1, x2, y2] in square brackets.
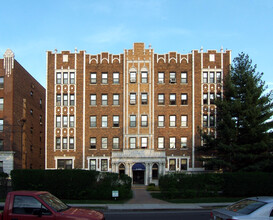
[200, 53, 273, 172]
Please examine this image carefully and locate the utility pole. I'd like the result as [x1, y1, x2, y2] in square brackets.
[21, 99, 27, 169]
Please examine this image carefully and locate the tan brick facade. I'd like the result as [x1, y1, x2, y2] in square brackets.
[46, 43, 231, 185]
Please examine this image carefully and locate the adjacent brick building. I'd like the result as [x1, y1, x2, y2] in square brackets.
[46, 43, 231, 185]
[0, 49, 45, 174]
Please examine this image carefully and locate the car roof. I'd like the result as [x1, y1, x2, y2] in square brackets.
[10, 191, 49, 196]
[247, 197, 273, 203]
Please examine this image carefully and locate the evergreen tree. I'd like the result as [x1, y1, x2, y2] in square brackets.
[200, 53, 273, 172]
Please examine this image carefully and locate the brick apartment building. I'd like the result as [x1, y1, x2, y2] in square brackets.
[46, 43, 231, 185]
[0, 49, 45, 174]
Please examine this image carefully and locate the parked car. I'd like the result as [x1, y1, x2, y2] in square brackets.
[210, 197, 273, 220]
[0, 191, 105, 220]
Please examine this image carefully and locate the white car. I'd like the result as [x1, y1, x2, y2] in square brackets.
[210, 197, 273, 220]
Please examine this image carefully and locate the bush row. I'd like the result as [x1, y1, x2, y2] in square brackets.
[11, 169, 132, 200]
[159, 172, 273, 199]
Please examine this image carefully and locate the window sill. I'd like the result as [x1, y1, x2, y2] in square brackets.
[181, 148, 189, 150]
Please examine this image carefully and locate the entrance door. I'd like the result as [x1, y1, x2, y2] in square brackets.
[133, 170, 144, 184]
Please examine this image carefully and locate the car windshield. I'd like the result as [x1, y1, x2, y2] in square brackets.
[226, 199, 266, 215]
[39, 193, 69, 212]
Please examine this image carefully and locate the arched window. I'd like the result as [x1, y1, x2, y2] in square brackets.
[119, 163, 125, 175]
[152, 163, 159, 179]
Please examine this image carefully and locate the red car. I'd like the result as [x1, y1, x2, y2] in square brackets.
[0, 191, 105, 220]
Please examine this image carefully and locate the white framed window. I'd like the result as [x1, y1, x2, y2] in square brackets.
[102, 116, 108, 128]
[90, 116, 96, 127]
[181, 93, 188, 105]
[70, 72, 75, 84]
[181, 72, 187, 83]
[130, 137, 136, 149]
[181, 137, 187, 148]
[90, 73, 97, 84]
[102, 72, 108, 84]
[170, 94, 176, 105]
[203, 115, 208, 127]
[181, 159, 187, 170]
[169, 159, 176, 171]
[209, 54, 215, 62]
[203, 93, 208, 105]
[56, 116, 61, 128]
[210, 72, 215, 83]
[181, 115, 188, 127]
[0, 98, 4, 110]
[158, 137, 164, 149]
[90, 137, 96, 149]
[170, 115, 176, 127]
[90, 159, 96, 170]
[56, 94, 61, 106]
[216, 72, 222, 83]
[69, 137, 74, 149]
[56, 137, 61, 149]
[63, 94, 68, 106]
[90, 94, 96, 105]
[130, 72, 136, 83]
[158, 94, 164, 105]
[141, 72, 148, 83]
[210, 93, 215, 104]
[102, 137, 108, 149]
[57, 159, 72, 169]
[141, 137, 148, 148]
[63, 116, 68, 127]
[158, 115, 164, 127]
[101, 159, 108, 171]
[69, 115, 74, 127]
[130, 93, 136, 105]
[56, 72, 62, 84]
[102, 94, 108, 105]
[203, 72, 208, 83]
[141, 115, 148, 127]
[141, 93, 148, 105]
[130, 115, 136, 127]
[210, 115, 215, 127]
[113, 94, 119, 105]
[113, 115, 119, 127]
[70, 94, 75, 106]
[158, 72, 164, 83]
[113, 137, 119, 149]
[113, 72, 119, 84]
[170, 72, 176, 83]
[63, 137, 67, 149]
[170, 137, 176, 149]
[63, 72, 68, 84]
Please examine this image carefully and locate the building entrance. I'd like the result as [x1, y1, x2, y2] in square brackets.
[132, 163, 145, 184]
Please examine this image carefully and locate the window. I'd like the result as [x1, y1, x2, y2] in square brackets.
[30, 109, 33, 115]
[141, 72, 148, 83]
[56, 94, 61, 106]
[56, 116, 61, 128]
[158, 137, 164, 149]
[90, 116, 96, 127]
[90, 73, 97, 84]
[141, 115, 148, 127]
[158, 72, 164, 83]
[62, 137, 67, 149]
[113, 137, 119, 149]
[90, 94, 96, 105]
[130, 72, 136, 83]
[69, 115, 74, 127]
[158, 115, 165, 127]
[56, 72, 61, 84]
[169, 159, 176, 171]
[210, 93, 215, 104]
[181, 115, 188, 127]
[113, 72, 119, 84]
[56, 137, 61, 149]
[102, 137, 108, 149]
[203, 72, 208, 83]
[69, 137, 74, 149]
[158, 94, 164, 105]
[113, 94, 119, 105]
[209, 54, 215, 62]
[90, 137, 96, 149]
[57, 159, 72, 169]
[130, 115, 136, 127]
[181, 72, 187, 83]
[0, 161, 2, 172]
[210, 72, 215, 83]
[217, 93, 222, 100]
[181, 137, 187, 148]
[63, 94, 68, 106]
[141, 137, 148, 148]
[113, 115, 119, 127]
[101, 94, 108, 105]
[40, 99, 42, 108]
[181, 159, 187, 170]
[102, 72, 108, 84]
[170, 94, 176, 105]
[70, 72, 75, 84]
[181, 94, 188, 105]
[101, 159, 108, 171]
[170, 137, 176, 148]
[203, 115, 208, 127]
[63, 116, 68, 127]
[0, 77, 4, 88]
[0, 98, 3, 110]
[170, 115, 176, 127]
[130, 137, 136, 148]
[141, 93, 148, 105]
[0, 139, 3, 150]
[152, 164, 159, 179]
[63, 72, 68, 84]
[90, 159, 96, 170]
[102, 116, 108, 127]
[203, 93, 208, 105]
[70, 94, 75, 106]
[0, 119, 3, 131]
[170, 72, 176, 83]
[130, 93, 136, 105]
[216, 72, 221, 83]
[210, 115, 215, 127]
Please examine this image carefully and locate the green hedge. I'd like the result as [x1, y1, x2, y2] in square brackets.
[11, 169, 132, 200]
[159, 172, 273, 199]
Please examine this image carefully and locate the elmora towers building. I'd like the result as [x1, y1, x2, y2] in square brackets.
[46, 43, 231, 185]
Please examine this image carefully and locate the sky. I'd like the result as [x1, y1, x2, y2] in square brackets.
[0, 0, 273, 92]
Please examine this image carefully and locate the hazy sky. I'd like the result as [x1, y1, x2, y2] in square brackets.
[1, 0, 272, 92]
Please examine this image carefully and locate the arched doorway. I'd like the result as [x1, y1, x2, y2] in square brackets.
[119, 163, 125, 175]
[132, 163, 145, 184]
[152, 163, 159, 180]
